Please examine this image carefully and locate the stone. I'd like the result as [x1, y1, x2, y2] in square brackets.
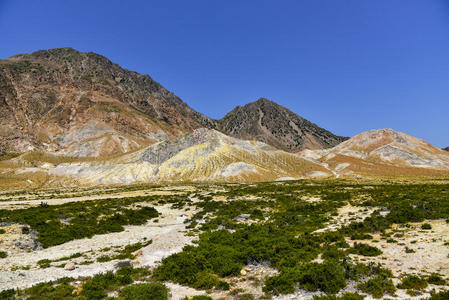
[64, 263, 75, 271]
[114, 260, 132, 269]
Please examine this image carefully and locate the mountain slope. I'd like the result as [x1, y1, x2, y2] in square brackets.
[218, 98, 346, 152]
[4, 128, 449, 186]
[0, 48, 215, 156]
[10, 129, 329, 185]
[444, 147, 449, 152]
[300, 128, 449, 176]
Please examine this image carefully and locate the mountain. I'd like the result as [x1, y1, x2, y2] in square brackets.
[444, 147, 449, 151]
[300, 128, 449, 176]
[0, 48, 215, 156]
[217, 98, 347, 152]
[3, 129, 449, 187]
[1, 48, 448, 185]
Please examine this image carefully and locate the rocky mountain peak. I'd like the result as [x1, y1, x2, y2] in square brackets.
[217, 98, 346, 152]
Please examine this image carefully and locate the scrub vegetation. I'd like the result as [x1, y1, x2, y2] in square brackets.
[2, 180, 449, 299]
[0, 195, 167, 247]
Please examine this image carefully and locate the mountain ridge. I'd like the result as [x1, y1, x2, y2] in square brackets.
[0, 47, 344, 155]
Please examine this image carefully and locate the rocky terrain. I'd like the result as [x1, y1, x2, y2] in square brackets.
[218, 98, 347, 152]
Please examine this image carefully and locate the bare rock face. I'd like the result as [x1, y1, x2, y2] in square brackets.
[217, 98, 347, 152]
[0, 47, 215, 156]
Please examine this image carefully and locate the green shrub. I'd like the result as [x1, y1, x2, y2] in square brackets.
[351, 243, 382, 256]
[238, 294, 255, 300]
[397, 275, 428, 290]
[421, 223, 432, 230]
[313, 292, 365, 300]
[0, 289, 16, 299]
[322, 245, 346, 260]
[78, 268, 147, 299]
[429, 290, 449, 299]
[0, 195, 159, 247]
[404, 246, 415, 253]
[264, 261, 347, 294]
[193, 271, 220, 290]
[0, 229, 5, 234]
[350, 233, 372, 240]
[357, 274, 396, 298]
[216, 280, 230, 290]
[0, 251, 7, 258]
[427, 273, 446, 285]
[119, 283, 169, 300]
[24, 278, 75, 299]
[37, 259, 51, 268]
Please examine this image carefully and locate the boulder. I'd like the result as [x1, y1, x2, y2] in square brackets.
[64, 263, 75, 271]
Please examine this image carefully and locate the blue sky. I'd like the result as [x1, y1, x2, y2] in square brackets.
[0, 0, 448, 147]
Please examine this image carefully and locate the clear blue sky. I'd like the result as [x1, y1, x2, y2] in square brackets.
[1, 0, 448, 147]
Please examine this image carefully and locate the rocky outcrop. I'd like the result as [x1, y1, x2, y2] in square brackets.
[217, 98, 346, 152]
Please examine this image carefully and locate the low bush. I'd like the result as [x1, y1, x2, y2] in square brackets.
[0, 251, 7, 258]
[351, 243, 382, 256]
[238, 294, 255, 300]
[24, 277, 75, 299]
[350, 233, 372, 240]
[357, 274, 396, 298]
[397, 275, 428, 291]
[428, 290, 449, 299]
[184, 296, 212, 300]
[427, 274, 446, 285]
[264, 261, 347, 294]
[0, 289, 16, 299]
[313, 293, 365, 300]
[119, 282, 169, 300]
[421, 223, 432, 230]
[0, 195, 160, 247]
